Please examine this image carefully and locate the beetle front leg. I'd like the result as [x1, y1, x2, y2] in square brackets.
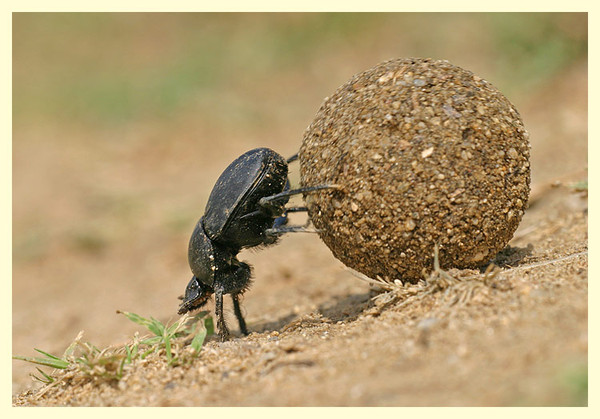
[258, 184, 343, 213]
[265, 225, 320, 237]
[214, 284, 230, 341]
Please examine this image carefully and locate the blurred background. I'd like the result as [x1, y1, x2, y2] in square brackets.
[12, 13, 587, 394]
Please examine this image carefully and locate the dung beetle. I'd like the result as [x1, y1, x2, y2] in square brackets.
[178, 147, 338, 341]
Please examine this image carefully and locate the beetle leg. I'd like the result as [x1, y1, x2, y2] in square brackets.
[265, 225, 320, 237]
[272, 213, 288, 228]
[214, 283, 230, 341]
[240, 206, 307, 225]
[217, 261, 252, 337]
[287, 207, 314, 229]
[272, 205, 310, 229]
[259, 184, 343, 210]
[284, 206, 308, 213]
[231, 294, 249, 335]
[286, 152, 299, 163]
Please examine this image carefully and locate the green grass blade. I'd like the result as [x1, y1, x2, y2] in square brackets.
[36, 367, 54, 381]
[148, 317, 165, 336]
[118, 310, 167, 337]
[204, 316, 215, 336]
[193, 310, 210, 319]
[75, 356, 92, 369]
[191, 328, 207, 353]
[130, 343, 139, 359]
[164, 336, 172, 364]
[32, 367, 55, 384]
[13, 354, 69, 369]
[124, 345, 133, 363]
[166, 318, 184, 336]
[33, 348, 63, 360]
[117, 310, 154, 328]
[140, 348, 154, 359]
[139, 336, 162, 345]
[117, 357, 127, 379]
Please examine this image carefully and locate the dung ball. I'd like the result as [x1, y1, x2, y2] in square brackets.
[299, 58, 530, 282]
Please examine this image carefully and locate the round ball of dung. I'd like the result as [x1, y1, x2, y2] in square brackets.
[299, 58, 530, 283]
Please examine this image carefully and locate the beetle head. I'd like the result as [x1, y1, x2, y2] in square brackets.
[178, 276, 213, 314]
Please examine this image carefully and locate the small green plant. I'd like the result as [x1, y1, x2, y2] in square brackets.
[13, 348, 70, 371]
[571, 179, 588, 191]
[559, 362, 588, 406]
[12, 348, 70, 384]
[117, 310, 214, 366]
[13, 311, 214, 389]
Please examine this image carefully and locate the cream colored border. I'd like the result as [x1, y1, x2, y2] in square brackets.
[4, 1, 595, 416]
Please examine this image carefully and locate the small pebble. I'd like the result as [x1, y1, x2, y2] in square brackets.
[421, 147, 434, 158]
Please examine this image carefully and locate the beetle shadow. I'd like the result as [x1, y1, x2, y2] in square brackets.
[249, 291, 372, 335]
[241, 245, 535, 337]
[488, 244, 534, 269]
[316, 292, 372, 322]
[250, 312, 298, 335]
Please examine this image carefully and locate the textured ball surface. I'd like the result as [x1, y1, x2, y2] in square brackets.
[299, 58, 530, 282]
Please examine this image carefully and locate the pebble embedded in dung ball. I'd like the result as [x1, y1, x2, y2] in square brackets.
[299, 58, 530, 282]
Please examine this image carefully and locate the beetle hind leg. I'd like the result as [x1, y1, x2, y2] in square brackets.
[219, 260, 252, 338]
[231, 294, 249, 335]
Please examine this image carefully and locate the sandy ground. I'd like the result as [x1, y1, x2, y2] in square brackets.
[12, 14, 587, 406]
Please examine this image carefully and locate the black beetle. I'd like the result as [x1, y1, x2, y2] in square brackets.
[178, 147, 338, 341]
